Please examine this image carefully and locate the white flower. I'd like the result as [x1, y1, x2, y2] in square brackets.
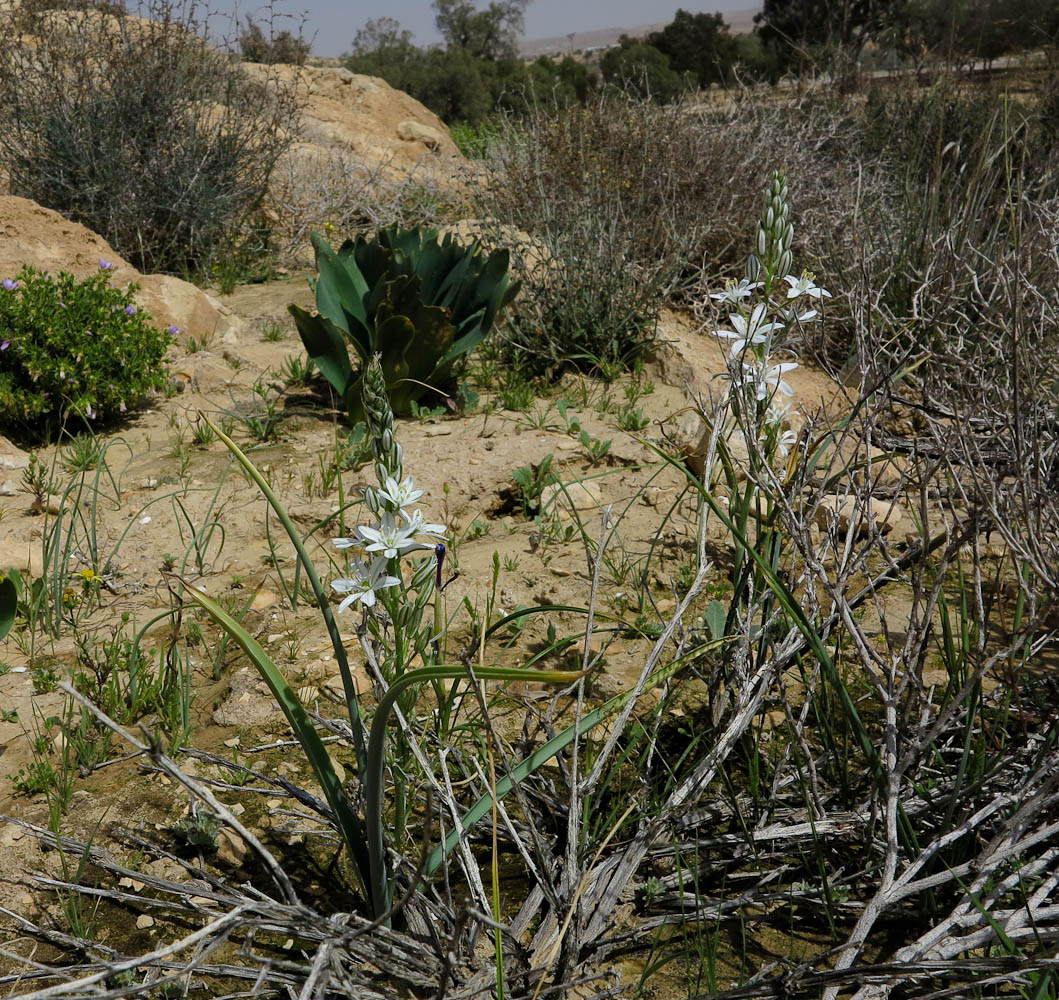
[354, 512, 422, 560]
[401, 508, 447, 542]
[740, 359, 799, 401]
[331, 556, 400, 611]
[782, 273, 831, 301]
[772, 426, 798, 458]
[709, 278, 762, 305]
[714, 304, 782, 357]
[377, 475, 423, 514]
[352, 509, 447, 560]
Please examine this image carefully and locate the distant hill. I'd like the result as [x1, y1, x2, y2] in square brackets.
[518, 9, 759, 59]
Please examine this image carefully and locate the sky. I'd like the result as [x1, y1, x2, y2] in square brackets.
[216, 1, 756, 58]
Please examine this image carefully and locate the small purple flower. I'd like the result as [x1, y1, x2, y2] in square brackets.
[99, 259, 113, 271]
[167, 324, 179, 336]
[58, 301, 66, 308]
[43, 392, 50, 399]
[124, 305, 137, 316]
[0, 340, 10, 351]
[2, 278, 18, 291]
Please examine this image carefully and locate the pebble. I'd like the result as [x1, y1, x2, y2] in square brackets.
[136, 914, 155, 929]
[215, 829, 247, 868]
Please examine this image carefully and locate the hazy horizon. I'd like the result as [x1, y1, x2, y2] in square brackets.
[212, 1, 759, 58]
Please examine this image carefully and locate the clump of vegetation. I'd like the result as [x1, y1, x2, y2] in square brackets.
[0, 265, 173, 439]
[477, 95, 759, 377]
[0, 0, 302, 277]
[289, 225, 518, 419]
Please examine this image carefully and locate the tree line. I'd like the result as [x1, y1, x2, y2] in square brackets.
[244, 0, 1059, 123]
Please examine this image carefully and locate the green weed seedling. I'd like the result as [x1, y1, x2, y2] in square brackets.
[512, 454, 556, 517]
[556, 398, 582, 434]
[172, 804, 223, 850]
[276, 354, 316, 387]
[185, 332, 212, 354]
[579, 429, 612, 466]
[409, 400, 447, 422]
[498, 377, 535, 412]
[261, 319, 287, 342]
[617, 405, 650, 432]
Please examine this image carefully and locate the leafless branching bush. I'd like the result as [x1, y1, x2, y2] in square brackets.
[266, 149, 462, 265]
[0, 0, 302, 276]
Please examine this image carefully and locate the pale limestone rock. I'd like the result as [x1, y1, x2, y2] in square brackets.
[397, 119, 444, 149]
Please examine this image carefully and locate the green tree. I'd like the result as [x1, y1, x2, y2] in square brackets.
[647, 9, 738, 87]
[350, 16, 414, 57]
[600, 38, 686, 103]
[754, 0, 905, 72]
[432, 0, 531, 60]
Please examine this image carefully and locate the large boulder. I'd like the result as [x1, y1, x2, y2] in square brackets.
[0, 196, 244, 344]
[246, 64, 468, 263]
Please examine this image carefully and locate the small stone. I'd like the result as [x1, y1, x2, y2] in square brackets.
[223, 736, 240, 748]
[330, 756, 346, 783]
[814, 496, 903, 537]
[296, 685, 319, 704]
[140, 478, 159, 489]
[251, 589, 279, 611]
[0, 435, 30, 472]
[216, 829, 247, 868]
[136, 914, 155, 929]
[655, 599, 676, 614]
[424, 425, 452, 437]
[119, 877, 146, 891]
[541, 480, 602, 512]
[550, 566, 571, 578]
[641, 487, 662, 507]
[396, 119, 443, 148]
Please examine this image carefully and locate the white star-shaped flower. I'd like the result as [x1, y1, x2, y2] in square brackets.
[377, 475, 423, 514]
[714, 304, 782, 357]
[709, 278, 762, 305]
[354, 513, 422, 560]
[331, 556, 400, 611]
[782, 273, 832, 301]
[740, 359, 799, 401]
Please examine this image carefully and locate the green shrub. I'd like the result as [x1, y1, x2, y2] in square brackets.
[289, 226, 519, 420]
[0, 265, 173, 440]
[0, 0, 301, 277]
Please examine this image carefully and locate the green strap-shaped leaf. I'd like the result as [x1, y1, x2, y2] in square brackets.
[310, 232, 368, 331]
[181, 583, 377, 912]
[0, 571, 18, 642]
[288, 305, 358, 398]
[424, 637, 730, 876]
